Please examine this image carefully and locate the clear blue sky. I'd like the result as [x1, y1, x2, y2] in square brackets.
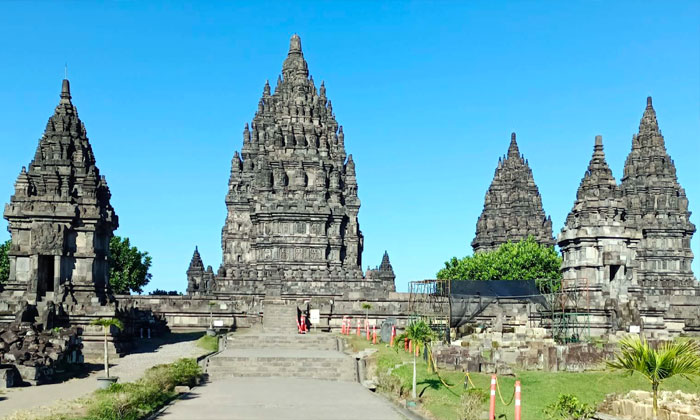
[1, 2, 698, 293]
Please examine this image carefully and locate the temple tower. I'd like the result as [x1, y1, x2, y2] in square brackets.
[620, 97, 696, 287]
[558, 136, 643, 333]
[3, 79, 118, 305]
[472, 133, 554, 253]
[201, 35, 393, 296]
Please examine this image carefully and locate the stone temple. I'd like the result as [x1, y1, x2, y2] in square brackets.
[558, 98, 698, 335]
[187, 35, 395, 296]
[2, 80, 118, 307]
[472, 133, 554, 253]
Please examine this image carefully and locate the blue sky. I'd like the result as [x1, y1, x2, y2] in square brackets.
[1, 1, 698, 293]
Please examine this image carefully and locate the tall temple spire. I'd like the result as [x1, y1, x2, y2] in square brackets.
[472, 132, 554, 253]
[620, 97, 695, 286]
[209, 34, 392, 296]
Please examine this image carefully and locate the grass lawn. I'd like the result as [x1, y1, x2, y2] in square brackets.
[196, 333, 219, 353]
[343, 335, 700, 420]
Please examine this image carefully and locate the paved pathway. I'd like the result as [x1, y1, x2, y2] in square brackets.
[0, 333, 206, 420]
[158, 377, 407, 420]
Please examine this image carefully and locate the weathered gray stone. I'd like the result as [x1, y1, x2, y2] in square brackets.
[2, 79, 118, 305]
[558, 99, 698, 336]
[472, 133, 554, 253]
[187, 35, 395, 297]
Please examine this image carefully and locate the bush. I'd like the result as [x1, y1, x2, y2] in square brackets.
[459, 388, 488, 420]
[544, 393, 596, 420]
[376, 369, 404, 398]
[85, 358, 202, 420]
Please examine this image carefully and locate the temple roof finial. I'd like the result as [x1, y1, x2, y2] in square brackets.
[60, 79, 71, 104]
[507, 132, 520, 158]
[289, 34, 302, 54]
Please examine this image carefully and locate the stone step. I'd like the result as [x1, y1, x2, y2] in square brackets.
[206, 348, 358, 382]
[225, 334, 339, 350]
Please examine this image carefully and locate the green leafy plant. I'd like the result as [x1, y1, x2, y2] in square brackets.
[108, 236, 152, 294]
[607, 336, 700, 418]
[361, 302, 372, 326]
[393, 319, 438, 399]
[544, 393, 596, 419]
[436, 236, 562, 291]
[0, 239, 10, 286]
[91, 318, 124, 379]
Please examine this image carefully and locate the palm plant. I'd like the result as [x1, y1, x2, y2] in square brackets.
[361, 302, 372, 326]
[90, 318, 124, 379]
[393, 319, 438, 399]
[607, 335, 700, 418]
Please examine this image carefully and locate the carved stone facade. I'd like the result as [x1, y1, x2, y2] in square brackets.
[620, 98, 696, 287]
[559, 99, 698, 336]
[2, 80, 118, 305]
[187, 35, 395, 296]
[472, 133, 554, 253]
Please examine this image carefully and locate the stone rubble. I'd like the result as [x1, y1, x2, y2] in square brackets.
[0, 322, 82, 386]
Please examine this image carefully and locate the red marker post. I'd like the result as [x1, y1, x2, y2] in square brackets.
[514, 380, 522, 420]
[390, 325, 396, 346]
[489, 374, 496, 420]
[372, 325, 377, 344]
[356, 319, 361, 336]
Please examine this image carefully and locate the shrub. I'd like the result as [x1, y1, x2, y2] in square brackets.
[544, 393, 596, 420]
[376, 370, 404, 398]
[459, 388, 488, 420]
[85, 358, 202, 420]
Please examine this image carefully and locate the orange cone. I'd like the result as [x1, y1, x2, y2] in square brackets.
[489, 375, 496, 420]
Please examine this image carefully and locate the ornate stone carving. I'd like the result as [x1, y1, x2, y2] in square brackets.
[472, 133, 554, 253]
[187, 35, 394, 295]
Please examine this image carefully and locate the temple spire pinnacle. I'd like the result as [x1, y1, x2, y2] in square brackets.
[60, 79, 71, 104]
[289, 33, 302, 54]
[507, 132, 520, 159]
[639, 96, 659, 135]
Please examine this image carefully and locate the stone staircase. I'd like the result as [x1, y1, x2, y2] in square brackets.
[205, 300, 357, 382]
[262, 299, 299, 334]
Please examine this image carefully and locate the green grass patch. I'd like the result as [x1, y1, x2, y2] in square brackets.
[347, 334, 700, 420]
[196, 333, 219, 353]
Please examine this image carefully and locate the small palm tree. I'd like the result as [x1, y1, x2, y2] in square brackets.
[393, 319, 438, 399]
[91, 318, 124, 379]
[607, 336, 700, 418]
[361, 303, 372, 326]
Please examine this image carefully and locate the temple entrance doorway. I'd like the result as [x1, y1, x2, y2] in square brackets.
[37, 255, 55, 299]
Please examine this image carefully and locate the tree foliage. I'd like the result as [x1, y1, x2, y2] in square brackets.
[436, 236, 562, 289]
[0, 240, 10, 286]
[109, 236, 152, 295]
